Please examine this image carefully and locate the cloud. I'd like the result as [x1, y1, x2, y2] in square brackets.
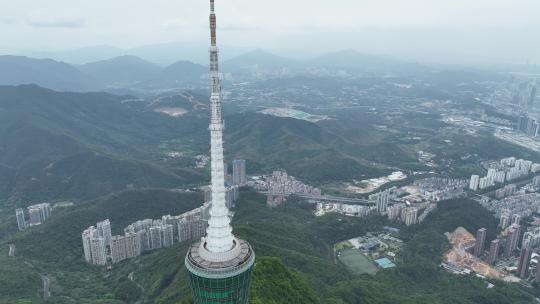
[28, 17, 85, 29]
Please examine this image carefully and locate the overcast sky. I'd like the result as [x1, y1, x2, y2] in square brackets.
[1, 0, 539, 64]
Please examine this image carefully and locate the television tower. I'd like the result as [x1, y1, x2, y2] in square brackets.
[185, 1, 255, 303]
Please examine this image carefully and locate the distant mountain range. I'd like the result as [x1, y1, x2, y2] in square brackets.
[0, 49, 435, 92]
[79, 55, 161, 87]
[0, 56, 102, 92]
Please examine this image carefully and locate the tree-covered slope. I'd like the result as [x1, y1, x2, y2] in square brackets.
[0, 85, 206, 201]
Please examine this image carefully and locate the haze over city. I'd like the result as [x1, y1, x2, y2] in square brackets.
[1, 0, 540, 65]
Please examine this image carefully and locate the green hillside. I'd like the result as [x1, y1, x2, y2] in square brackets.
[0, 85, 206, 201]
[225, 112, 387, 183]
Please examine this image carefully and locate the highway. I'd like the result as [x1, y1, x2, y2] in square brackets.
[260, 191, 373, 205]
[8, 244, 15, 257]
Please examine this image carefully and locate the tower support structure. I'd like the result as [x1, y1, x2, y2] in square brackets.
[185, 1, 255, 303]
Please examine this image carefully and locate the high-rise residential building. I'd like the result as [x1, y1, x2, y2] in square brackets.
[179, 219, 192, 243]
[28, 206, 43, 225]
[149, 226, 163, 250]
[225, 186, 237, 209]
[522, 228, 540, 249]
[473, 228, 487, 257]
[499, 211, 511, 229]
[110, 235, 128, 264]
[376, 190, 389, 213]
[488, 239, 499, 265]
[511, 214, 522, 225]
[185, 2, 255, 303]
[517, 247, 532, 279]
[15, 208, 26, 231]
[387, 204, 404, 221]
[82, 226, 98, 263]
[26, 203, 52, 226]
[90, 236, 107, 266]
[125, 232, 141, 258]
[97, 219, 112, 245]
[162, 224, 175, 248]
[137, 230, 151, 252]
[191, 216, 208, 240]
[469, 175, 480, 191]
[478, 177, 492, 190]
[403, 207, 418, 226]
[232, 159, 247, 186]
[505, 224, 521, 257]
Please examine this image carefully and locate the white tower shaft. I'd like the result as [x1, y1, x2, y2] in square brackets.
[205, 0, 235, 253]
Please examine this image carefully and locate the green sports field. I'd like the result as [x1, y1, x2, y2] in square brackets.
[338, 249, 378, 275]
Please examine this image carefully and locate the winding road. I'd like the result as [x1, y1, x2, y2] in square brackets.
[23, 260, 50, 299]
[129, 271, 145, 304]
[40, 275, 51, 299]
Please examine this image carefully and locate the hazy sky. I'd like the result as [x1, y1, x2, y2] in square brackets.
[1, 0, 540, 64]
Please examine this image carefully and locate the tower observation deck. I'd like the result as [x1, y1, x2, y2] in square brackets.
[184, 1, 255, 303]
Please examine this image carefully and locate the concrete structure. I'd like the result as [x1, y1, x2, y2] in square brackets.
[517, 247, 532, 279]
[185, 2, 255, 303]
[232, 159, 247, 186]
[15, 208, 26, 231]
[473, 228, 487, 257]
[487, 239, 499, 265]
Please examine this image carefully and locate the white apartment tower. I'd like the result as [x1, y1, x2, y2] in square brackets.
[469, 175, 480, 191]
[15, 208, 26, 231]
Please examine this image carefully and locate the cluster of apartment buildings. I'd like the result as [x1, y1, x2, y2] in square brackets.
[471, 214, 540, 281]
[253, 170, 322, 207]
[15, 203, 52, 231]
[516, 115, 540, 138]
[314, 188, 429, 227]
[414, 177, 467, 201]
[315, 202, 373, 217]
[261, 170, 322, 196]
[470, 157, 540, 191]
[82, 203, 211, 266]
[387, 204, 420, 226]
